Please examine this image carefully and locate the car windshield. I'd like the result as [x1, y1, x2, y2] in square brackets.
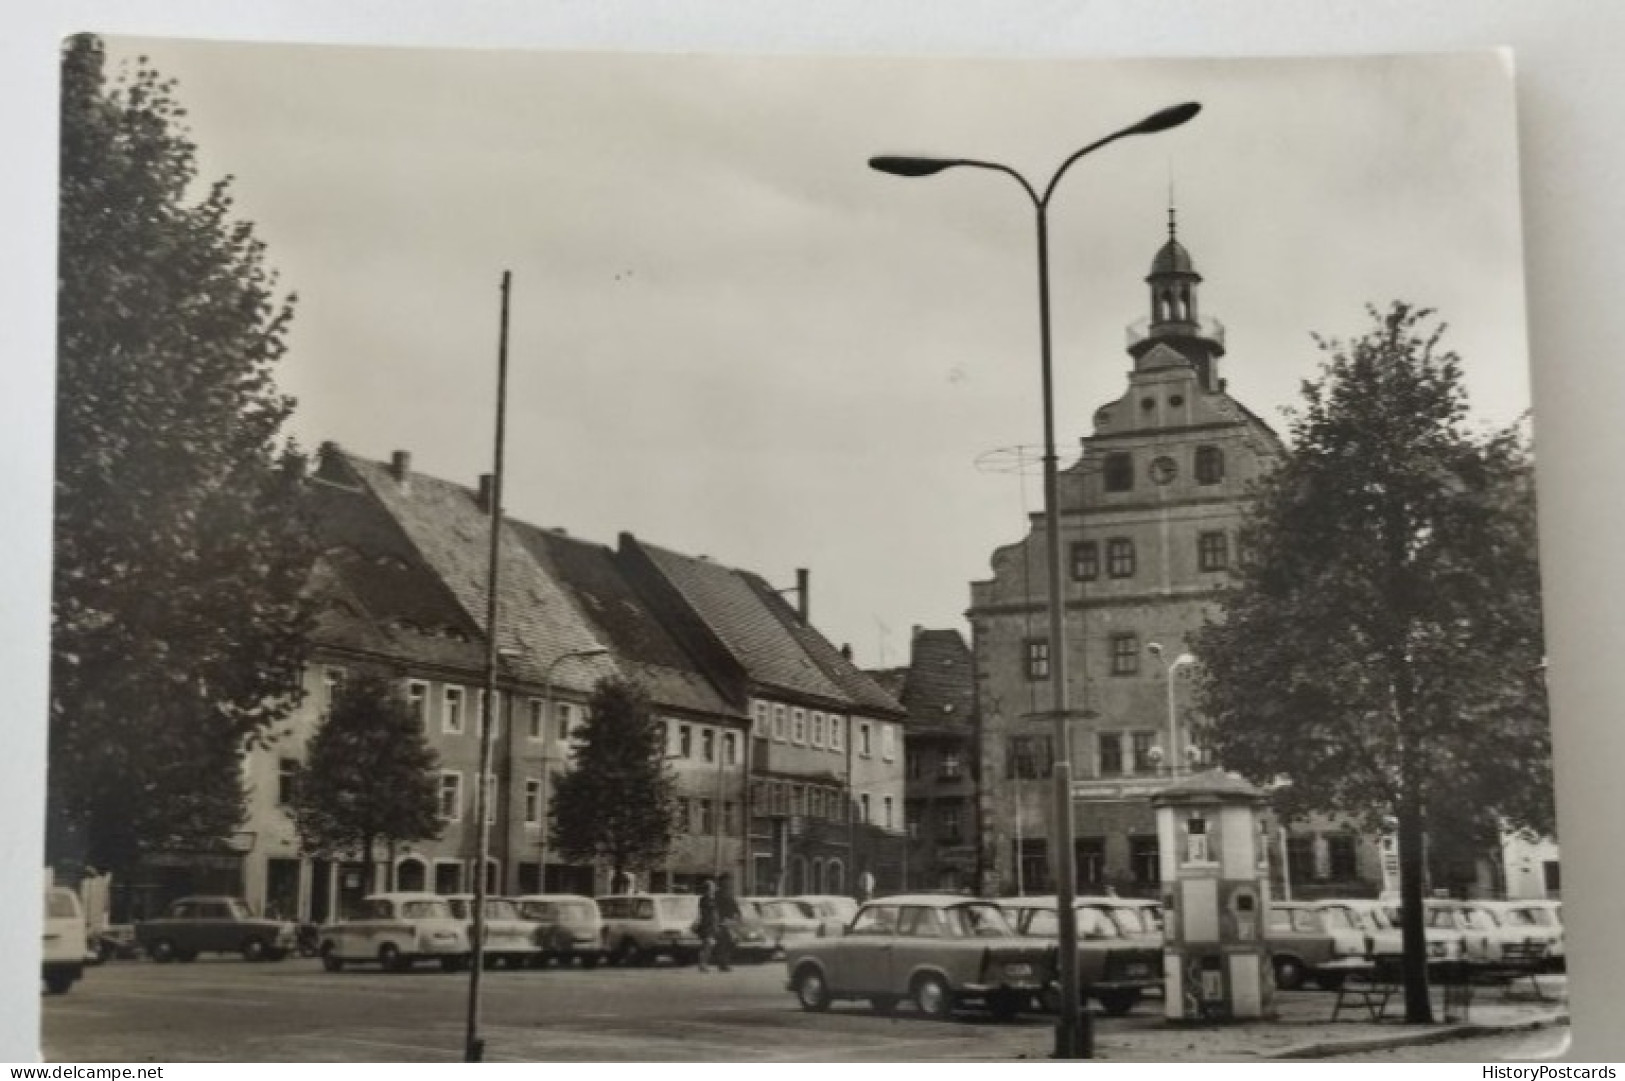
[1105, 907, 1151, 936]
[1462, 908, 1500, 930]
[1500, 907, 1539, 927]
[46, 890, 79, 918]
[402, 900, 452, 919]
[521, 900, 595, 922]
[948, 903, 1013, 938]
[1319, 908, 1358, 931]
[485, 899, 519, 920]
[659, 896, 700, 920]
[1427, 908, 1461, 929]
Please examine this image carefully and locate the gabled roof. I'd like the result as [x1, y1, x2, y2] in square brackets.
[343, 454, 617, 691]
[513, 524, 742, 719]
[889, 628, 975, 734]
[740, 572, 905, 718]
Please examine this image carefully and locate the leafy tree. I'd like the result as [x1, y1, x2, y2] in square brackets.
[549, 677, 678, 891]
[1192, 303, 1550, 1023]
[49, 36, 315, 875]
[290, 674, 443, 887]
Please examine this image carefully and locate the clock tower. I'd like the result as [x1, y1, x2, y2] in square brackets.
[968, 213, 1286, 900]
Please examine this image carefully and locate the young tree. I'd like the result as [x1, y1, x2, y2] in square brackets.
[549, 677, 678, 894]
[50, 36, 315, 875]
[290, 674, 443, 889]
[1192, 303, 1550, 1024]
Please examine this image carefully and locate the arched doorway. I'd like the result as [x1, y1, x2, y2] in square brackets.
[396, 857, 427, 893]
[825, 859, 844, 895]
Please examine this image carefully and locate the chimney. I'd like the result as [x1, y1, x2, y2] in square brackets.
[476, 473, 496, 514]
[389, 449, 412, 482]
[912, 624, 924, 642]
[796, 568, 810, 623]
[840, 643, 852, 661]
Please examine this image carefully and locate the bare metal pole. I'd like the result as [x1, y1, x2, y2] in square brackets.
[465, 270, 511, 1064]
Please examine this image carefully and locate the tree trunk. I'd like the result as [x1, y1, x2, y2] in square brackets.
[1396, 780, 1433, 1023]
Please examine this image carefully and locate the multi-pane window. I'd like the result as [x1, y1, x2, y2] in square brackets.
[1286, 836, 1317, 884]
[1107, 538, 1136, 578]
[523, 779, 542, 826]
[1018, 839, 1050, 892]
[1076, 838, 1107, 889]
[883, 796, 894, 831]
[1070, 540, 1100, 582]
[527, 697, 545, 740]
[702, 728, 715, 762]
[859, 794, 871, 823]
[1130, 836, 1161, 887]
[484, 773, 497, 825]
[1328, 834, 1359, 880]
[753, 702, 770, 739]
[791, 708, 808, 745]
[407, 681, 428, 726]
[941, 806, 963, 844]
[828, 716, 844, 753]
[277, 758, 299, 806]
[1198, 530, 1228, 572]
[939, 750, 963, 780]
[1195, 445, 1225, 485]
[906, 802, 922, 837]
[1007, 735, 1054, 779]
[859, 723, 873, 758]
[439, 772, 463, 821]
[698, 799, 714, 834]
[1104, 452, 1134, 492]
[1024, 638, 1051, 681]
[1098, 733, 1124, 776]
[1131, 731, 1156, 774]
[556, 702, 579, 742]
[811, 711, 825, 748]
[443, 687, 465, 735]
[722, 731, 737, 766]
[772, 705, 788, 742]
[907, 753, 924, 780]
[679, 724, 693, 758]
[1110, 633, 1140, 675]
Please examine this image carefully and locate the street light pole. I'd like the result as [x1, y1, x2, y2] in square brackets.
[869, 101, 1199, 1061]
[536, 647, 610, 890]
[1148, 642, 1197, 778]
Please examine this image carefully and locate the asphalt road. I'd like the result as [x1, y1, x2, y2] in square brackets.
[39, 956, 1569, 1063]
[42, 955, 1066, 1063]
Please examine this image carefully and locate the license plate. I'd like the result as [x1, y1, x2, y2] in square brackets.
[1004, 963, 1033, 978]
[1124, 963, 1149, 977]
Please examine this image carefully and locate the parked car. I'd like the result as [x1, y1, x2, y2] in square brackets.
[793, 895, 859, 936]
[42, 886, 87, 995]
[89, 924, 141, 964]
[1484, 900, 1564, 970]
[748, 897, 823, 953]
[1076, 895, 1164, 944]
[598, 893, 704, 966]
[1269, 901, 1370, 989]
[317, 892, 471, 972]
[728, 900, 777, 963]
[1310, 899, 1403, 960]
[514, 894, 604, 967]
[1000, 896, 1163, 1015]
[444, 895, 540, 969]
[1262, 901, 1340, 990]
[1423, 899, 1526, 963]
[785, 895, 1051, 1021]
[1376, 901, 1468, 963]
[135, 896, 296, 963]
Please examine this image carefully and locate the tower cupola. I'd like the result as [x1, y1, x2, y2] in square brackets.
[1127, 206, 1226, 390]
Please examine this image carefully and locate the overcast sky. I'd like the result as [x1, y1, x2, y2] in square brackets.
[104, 40, 1528, 668]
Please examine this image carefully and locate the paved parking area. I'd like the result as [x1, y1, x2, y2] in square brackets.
[39, 957, 1569, 1063]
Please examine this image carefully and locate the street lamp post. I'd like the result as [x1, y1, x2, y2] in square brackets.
[536, 647, 611, 890]
[1147, 642, 1197, 778]
[869, 101, 1200, 1060]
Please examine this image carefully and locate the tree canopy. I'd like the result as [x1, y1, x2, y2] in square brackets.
[50, 36, 315, 873]
[549, 676, 678, 886]
[290, 674, 442, 877]
[1192, 302, 1551, 1020]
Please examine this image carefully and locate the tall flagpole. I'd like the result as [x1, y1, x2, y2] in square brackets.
[465, 270, 511, 1063]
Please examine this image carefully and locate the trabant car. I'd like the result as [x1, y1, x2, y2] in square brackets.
[514, 894, 603, 967]
[747, 897, 823, 953]
[727, 900, 777, 963]
[445, 895, 540, 969]
[1423, 899, 1527, 963]
[1271, 901, 1371, 989]
[1377, 901, 1468, 964]
[1001, 896, 1162, 1015]
[135, 895, 296, 963]
[1076, 895, 1163, 945]
[317, 892, 470, 972]
[42, 886, 87, 995]
[598, 893, 704, 966]
[1484, 900, 1563, 970]
[793, 895, 859, 936]
[784, 895, 1052, 1021]
[1262, 902, 1339, 990]
[1310, 899, 1403, 960]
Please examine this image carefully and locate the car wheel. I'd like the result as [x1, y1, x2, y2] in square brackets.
[1274, 956, 1306, 991]
[379, 943, 407, 972]
[149, 939, 177, 964]
[988, 990, 1024, 1022]
[241, 937, 267, 963]
[913, 974, 954, 1020]
[870, 995, 900, 1016]
[793, 965, 831, 1012]
[320, 943, 343, 972]
[1097, 988, 1141, 1016]
[616, 939, 645, 967]
[44, 972, 75, 995]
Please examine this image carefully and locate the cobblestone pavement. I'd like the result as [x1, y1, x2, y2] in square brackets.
[39, 957, 1569, 1063]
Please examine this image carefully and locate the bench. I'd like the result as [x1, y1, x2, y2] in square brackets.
[1326, 958, 1473, 1023]
[1486, 941, 1553, 1002]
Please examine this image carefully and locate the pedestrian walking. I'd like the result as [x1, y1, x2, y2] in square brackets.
[714, 874, 742, 973]
[696, 878, 720, 972]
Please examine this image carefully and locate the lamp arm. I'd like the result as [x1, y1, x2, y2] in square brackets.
[950, 159, 1042, 207]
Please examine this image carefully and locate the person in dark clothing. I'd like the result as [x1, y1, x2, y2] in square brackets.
[696, 879, 720, 972]
[713, 874, 742, 972]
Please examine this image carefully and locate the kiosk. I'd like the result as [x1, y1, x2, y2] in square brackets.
[1154, 770, 1273, 1021]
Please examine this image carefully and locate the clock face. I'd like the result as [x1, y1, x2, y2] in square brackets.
[1150, 456, 1178, 485]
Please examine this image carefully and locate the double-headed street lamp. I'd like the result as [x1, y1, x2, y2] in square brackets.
[1147, 642, 1198, 778]
[869, 101, 1200, 1060]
